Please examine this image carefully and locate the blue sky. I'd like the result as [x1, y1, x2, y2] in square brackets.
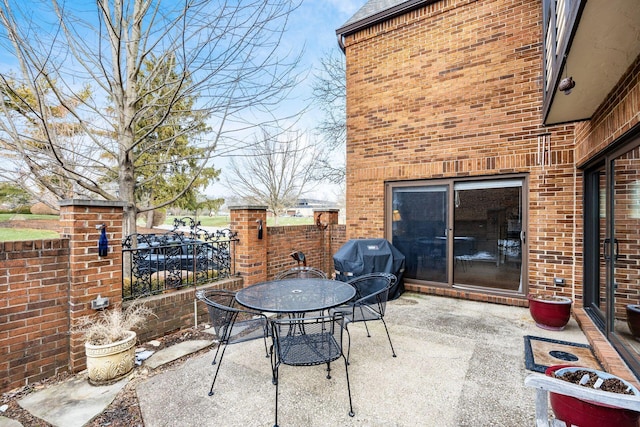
[211, 0, 364, 200]
[274, 0, 360, 123]
[0, 0, 365, 201]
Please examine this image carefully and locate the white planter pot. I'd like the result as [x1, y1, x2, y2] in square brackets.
[85, 330, 137, 385]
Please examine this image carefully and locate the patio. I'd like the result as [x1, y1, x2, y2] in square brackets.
[135, 292, 590, 426]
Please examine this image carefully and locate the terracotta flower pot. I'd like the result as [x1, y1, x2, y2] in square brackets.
[85, 330, 137, 385]
[545, 365, 640, 427]
[527, 294, 572, 331]
[626, 305, 640, 339]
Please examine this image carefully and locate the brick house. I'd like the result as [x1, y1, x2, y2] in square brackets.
[337, 0, 640, 377]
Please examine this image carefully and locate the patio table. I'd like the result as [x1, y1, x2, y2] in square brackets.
[235, 278, 356, 314]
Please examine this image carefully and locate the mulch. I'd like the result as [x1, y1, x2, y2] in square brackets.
[1, 326, 215, 427]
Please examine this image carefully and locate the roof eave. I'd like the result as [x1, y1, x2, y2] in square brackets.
[336, 0, 435, 40]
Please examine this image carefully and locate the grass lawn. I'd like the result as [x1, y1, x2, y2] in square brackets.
[0, 213, 314, 241]
[0, 213, 60, 221]
[0, 228, 60, 241]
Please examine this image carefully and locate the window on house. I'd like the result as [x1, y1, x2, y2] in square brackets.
[387, 176, 527, 295]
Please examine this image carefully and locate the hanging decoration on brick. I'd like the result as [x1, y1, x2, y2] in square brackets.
[537, 133, 551, 170]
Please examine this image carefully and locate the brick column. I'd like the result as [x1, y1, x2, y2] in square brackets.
[59, 199, 125, 372]
[229, 206, 268, 286]
[313, 209, 339, 227]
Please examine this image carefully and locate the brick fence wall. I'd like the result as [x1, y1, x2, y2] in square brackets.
[0, 239, 71, 392]
[1, 205, 346, 393]
[266, 211, 344, 279]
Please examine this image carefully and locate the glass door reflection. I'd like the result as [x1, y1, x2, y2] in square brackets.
[611, 145, 640, 369]
[452, 181, 523, 292]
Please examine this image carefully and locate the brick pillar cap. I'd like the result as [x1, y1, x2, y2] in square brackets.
[313, 208, 340, 213]
[59, 199, 126, 208]
[229, 205, 268, 210]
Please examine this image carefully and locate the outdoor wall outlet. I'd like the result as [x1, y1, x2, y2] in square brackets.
[91, 295, 109, 310]
[554, 278, 565, 286]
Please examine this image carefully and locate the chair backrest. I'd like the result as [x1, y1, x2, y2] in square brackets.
[271, 313, 346, 366]
[274, 266, 327, 280]
[347, 273, 394, 316]
[196, 289, 237, 340]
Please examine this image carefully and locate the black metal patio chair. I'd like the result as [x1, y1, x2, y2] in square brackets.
[196, 289, 270, 396]
[274, 266, 328, 280]
[270, 312, 354, 427]
[331, 272, 397, 363]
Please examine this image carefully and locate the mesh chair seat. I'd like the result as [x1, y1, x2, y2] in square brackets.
[338, 303, 381, 323]
[276, 332, 341, 366]
[223, 315, 269, 343]
[271, 314, 354, 426]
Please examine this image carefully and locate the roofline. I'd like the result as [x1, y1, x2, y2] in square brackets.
[336, 0, 436, 44]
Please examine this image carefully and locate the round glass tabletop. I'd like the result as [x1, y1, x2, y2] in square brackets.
[235, 278, 356, 314]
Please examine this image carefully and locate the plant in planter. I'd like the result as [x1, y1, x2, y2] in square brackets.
[527, 293, 572, 330]
[545, 365, 640, 427]
[74, 302, 154, 385]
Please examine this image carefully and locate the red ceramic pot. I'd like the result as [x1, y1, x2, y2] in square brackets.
[626, 305, 640, 339]
[527, 294, 572, 331]
[545, 365, 640, 427]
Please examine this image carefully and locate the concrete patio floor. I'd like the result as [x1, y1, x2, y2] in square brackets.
[136, 292, 591, 426]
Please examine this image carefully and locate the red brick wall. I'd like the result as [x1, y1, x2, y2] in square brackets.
[0, 205, 344, 393]
[230, 207, 268, 285]
[136, 278, 243, 343]
[266, 224, 346, 279]
[0, 239, 70, 392]
[342, 0, 578, 300]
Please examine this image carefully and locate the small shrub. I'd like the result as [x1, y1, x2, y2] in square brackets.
[74, 302, 155, 345]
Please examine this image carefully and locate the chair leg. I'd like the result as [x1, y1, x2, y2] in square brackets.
[211, 340, 223, 365]
[262, 327, 270, 358]
[362, 319, 371, 337]
[380, 318, 397, 358]
[356, 306, 372, 337]
[273, 365, 280, 427]
[325, 361, 332, 379]
[342, 355, 355, 417]
[270, 345, 278, 385]
[208, 342, 229, 396]
[344, 324, 353, 365]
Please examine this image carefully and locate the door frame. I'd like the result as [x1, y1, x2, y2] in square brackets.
[583, 123, 640, 376]
[385, 173, 529, 296]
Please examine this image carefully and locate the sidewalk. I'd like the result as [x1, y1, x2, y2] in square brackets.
[2, 293, 593, 426]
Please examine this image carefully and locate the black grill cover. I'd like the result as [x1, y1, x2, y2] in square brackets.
[333, 239, 405, 300]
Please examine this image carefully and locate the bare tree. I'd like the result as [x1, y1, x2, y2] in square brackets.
[311, 49, 346, 185]
[0, 0, 303, 236]
[225, 126, 317, 220]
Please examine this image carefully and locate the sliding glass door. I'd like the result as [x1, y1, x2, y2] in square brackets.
[388, 176, 526, 294]
[585, 136, 640, 376]
[391, 185, 449, 283]
[452, 180, 523, 292]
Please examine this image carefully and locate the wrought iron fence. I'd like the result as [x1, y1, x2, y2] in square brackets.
[122, 217, 238, 300]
